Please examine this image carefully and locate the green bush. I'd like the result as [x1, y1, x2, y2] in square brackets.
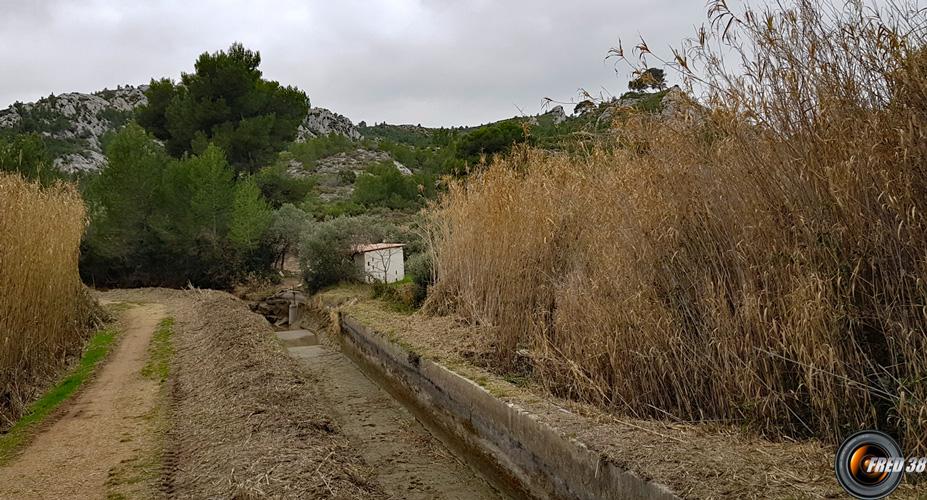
[300, 195, 366, 220]
[352, 162, 435, 210]
[338, 169, 356, 184]
[405, 251, 434, 289]
[299, 215, 410, 292]
[265, 203, 313, 267]
[11, 101, 70, 135]
[254, 163, 315, 208]
[457, 120, 528, 163]
[299, 215, 388, 291]
[286, 134, 355, 167]
[376, 139, 465, 177]
[371, 280, 423, 312]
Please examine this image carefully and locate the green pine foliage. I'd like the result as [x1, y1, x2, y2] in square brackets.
[628, 67, 667, 91]
[81, 124, 274, 288]
[454, 120, 529, 163]
[135, 43, 308, 175]
[230, 178, 274, 253]
[82, 124, 168, 266]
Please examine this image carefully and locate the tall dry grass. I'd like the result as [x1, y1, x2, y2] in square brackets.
[0, 173, 96, 428]
[427, 1, 927, 451]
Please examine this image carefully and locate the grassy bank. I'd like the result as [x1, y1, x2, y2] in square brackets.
[0, 326, 117, 463]
[141, 318, 174, 383]
[426, 1, 927, 451]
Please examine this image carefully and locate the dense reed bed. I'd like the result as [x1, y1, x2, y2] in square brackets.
[0, 173, 97, 427]
[427, 0, 927, 450]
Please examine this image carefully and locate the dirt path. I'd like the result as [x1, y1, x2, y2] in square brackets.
[0, 303, 166, 499]
[1, 288, 507, 498]
[280, 329, 502, 500]
[100, 288, 387, 498]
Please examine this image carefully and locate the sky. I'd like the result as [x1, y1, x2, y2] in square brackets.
[0, 0, 711, 127]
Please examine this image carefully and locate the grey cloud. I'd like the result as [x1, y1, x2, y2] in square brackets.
[0, 0, 709, 126]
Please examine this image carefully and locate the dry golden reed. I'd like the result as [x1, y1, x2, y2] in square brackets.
[427, 0, 927, 451]
[0, 173, 93, 427]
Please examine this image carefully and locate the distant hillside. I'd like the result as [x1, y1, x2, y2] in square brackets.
[0, 82, 689, 220]
[0, 87, 146, 173]
[0, 87, 361, 173]
[358, 88, 688, 151]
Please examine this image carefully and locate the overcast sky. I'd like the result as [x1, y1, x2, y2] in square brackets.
[0, 0, 711, 127]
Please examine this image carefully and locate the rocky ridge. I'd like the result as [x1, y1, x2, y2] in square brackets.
[0, 86, 363, 173]
[0, 86, 147, 173]
[296, 107, 361, 142]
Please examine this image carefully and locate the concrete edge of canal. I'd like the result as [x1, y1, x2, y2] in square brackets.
[316, 297, 680, 500]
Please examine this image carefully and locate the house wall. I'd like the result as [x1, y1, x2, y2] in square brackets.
[361, 248, 404, 283]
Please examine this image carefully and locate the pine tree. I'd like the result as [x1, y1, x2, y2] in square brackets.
[136, 43, 308, 174]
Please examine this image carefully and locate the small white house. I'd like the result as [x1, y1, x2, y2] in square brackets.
[352, 243, 405, 284]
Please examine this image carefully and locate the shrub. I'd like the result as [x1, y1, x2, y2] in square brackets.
[300, 195, 366, 220]
[405, 251, 434, 289]
[352, 162, 433, 210]
[427, 0, 927, 451]
[372, 280, 422, 312]
[286, 134, 355, 167]
[299, 215, 394, 292]
[254, 164, 315, 208]
[265, 203, 313, 268]
[298, 215, 417, 292]
[456, 121, 528, 163]
[338, 169, 356, 185]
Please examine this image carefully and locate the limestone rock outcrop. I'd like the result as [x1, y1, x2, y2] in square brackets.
[296, 107, 362, 142]
[0, 87, 363, 173]
[0, 86, 148, 173]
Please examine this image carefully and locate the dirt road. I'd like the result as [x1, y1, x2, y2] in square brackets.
[0, 303, 167, 499]
[0, 289, 512, 499]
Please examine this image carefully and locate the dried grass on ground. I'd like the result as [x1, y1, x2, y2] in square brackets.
[0, 173, 98, 428]
[99, 288, 384, 499]
[427, 1, 927, 452]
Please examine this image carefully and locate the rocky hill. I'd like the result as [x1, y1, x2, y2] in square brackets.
[296, 108, 361, 142]
[287, 148, 412, 202]
[0, 86, 361, 173]
[0, 87, 147, 173]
